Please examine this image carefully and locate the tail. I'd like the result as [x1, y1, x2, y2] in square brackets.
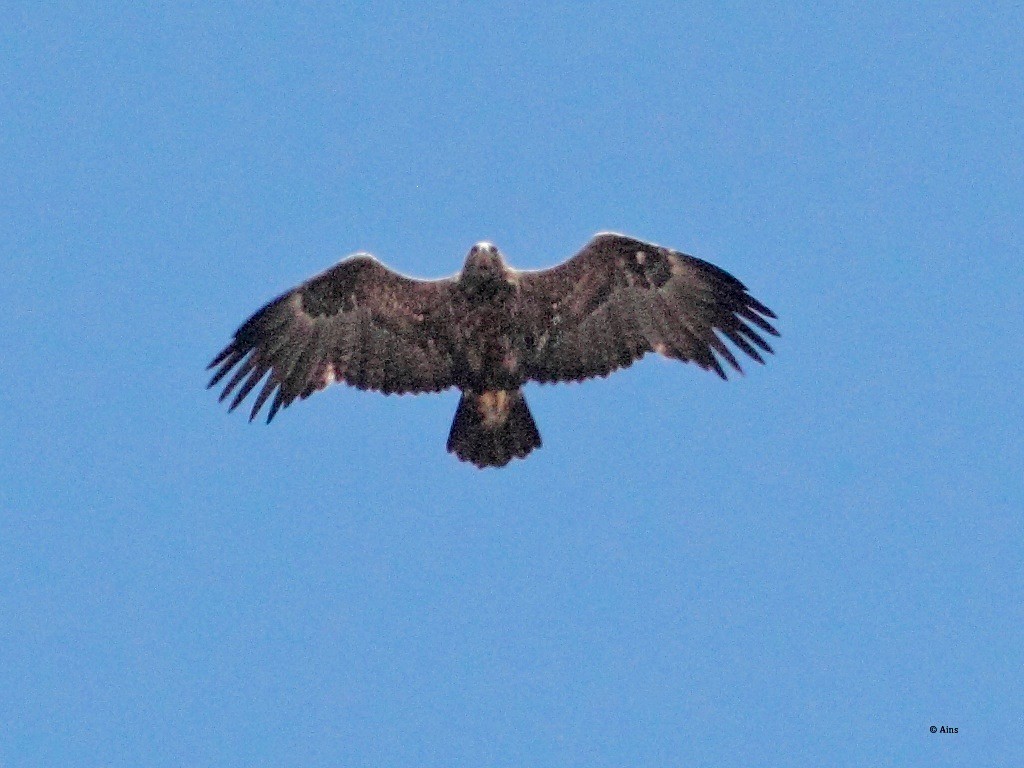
[446, 389, 542, 468]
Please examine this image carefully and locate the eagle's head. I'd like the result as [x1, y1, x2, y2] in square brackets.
[463, 242, 505, 274]
[460, 242, 513, 298]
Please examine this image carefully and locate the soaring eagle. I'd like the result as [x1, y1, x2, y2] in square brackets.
[208, 233, 778, 468]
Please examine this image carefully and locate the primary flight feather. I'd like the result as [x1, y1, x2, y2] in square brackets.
[208, 233, 778, 468]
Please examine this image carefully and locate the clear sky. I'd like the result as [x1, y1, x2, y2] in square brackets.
[2, 2, 1022, 766]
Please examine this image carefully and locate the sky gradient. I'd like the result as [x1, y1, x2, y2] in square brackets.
[2, 3, 1022, 766]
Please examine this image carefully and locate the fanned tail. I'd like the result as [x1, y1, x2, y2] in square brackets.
[446, 389, 541, 468]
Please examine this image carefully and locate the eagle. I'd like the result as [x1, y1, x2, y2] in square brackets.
[208, 233, 778, 468]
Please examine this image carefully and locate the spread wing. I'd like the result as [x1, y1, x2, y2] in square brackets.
[207, 255, 461, 422]
[515, 233, 778, 383]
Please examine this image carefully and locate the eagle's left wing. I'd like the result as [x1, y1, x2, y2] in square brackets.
[514, 233, 778, 383]
[208, 255, 462, 422]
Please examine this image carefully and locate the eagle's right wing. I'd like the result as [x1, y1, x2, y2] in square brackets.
[208, 255, 462, 422]
[515, 233, 778, 383]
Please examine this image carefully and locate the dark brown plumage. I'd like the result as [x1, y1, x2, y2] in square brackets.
[207, 233, 778, 468]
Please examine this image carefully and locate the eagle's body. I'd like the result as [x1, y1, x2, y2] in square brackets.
[208, 233, 778, 467]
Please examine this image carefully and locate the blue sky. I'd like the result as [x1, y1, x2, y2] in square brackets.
[2, 2, 1022, 765]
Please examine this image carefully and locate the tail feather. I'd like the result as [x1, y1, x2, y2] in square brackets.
[446, 389, 541, 468]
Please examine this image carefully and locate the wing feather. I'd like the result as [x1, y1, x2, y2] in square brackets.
[208, 255, 460, 421]
[250, 372, 279, 420]
[219, 352, 258, 402]
[229, 361, 269, 411]
[516, 233, 777, 383]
